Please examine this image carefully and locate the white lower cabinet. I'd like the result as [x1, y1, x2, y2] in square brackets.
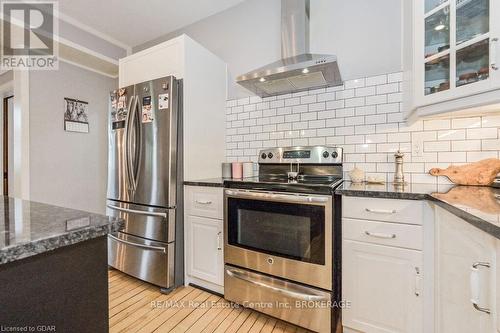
[342, 240, 423, 333]
[184, 185, 224, 294]
[434, 206, 497, 333]
[186, 215, 223, 286]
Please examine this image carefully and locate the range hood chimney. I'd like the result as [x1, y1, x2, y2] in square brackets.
[236, 0, 342, 97]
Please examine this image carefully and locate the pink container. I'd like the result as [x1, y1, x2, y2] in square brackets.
[232, 162, 243, 179]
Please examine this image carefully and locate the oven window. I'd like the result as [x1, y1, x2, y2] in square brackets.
[227, 198, 325, 265]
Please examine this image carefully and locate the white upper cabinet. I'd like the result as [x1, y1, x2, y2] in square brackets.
[406, 0, 500, 118]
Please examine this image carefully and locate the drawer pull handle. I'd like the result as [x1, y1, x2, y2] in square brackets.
[364, 231, 396, 239]
[470, 262, 491, 314]
[365, 208, 396, 214]
[108, 234, 167, 253]
[195, 200, 213, 205]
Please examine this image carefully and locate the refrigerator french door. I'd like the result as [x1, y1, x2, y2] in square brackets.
[107, 76, 181, 290]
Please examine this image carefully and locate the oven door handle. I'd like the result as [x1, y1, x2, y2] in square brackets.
[226, 268, 330, 301]
[224, 190, 329, 204]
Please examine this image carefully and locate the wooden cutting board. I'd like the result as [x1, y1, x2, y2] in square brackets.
[429, 158, 500, 186]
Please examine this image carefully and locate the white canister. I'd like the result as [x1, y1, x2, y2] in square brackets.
[243, 162, 254, 178]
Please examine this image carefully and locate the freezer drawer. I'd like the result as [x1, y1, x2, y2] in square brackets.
[224, 265, 332, 333]
[108, 232, 174, 288]
[106, 200, 174, 242]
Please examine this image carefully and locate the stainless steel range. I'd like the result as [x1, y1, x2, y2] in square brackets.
[224, 146, 343, 333]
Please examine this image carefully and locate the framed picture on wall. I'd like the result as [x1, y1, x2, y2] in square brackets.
[64, 98, 89, 133]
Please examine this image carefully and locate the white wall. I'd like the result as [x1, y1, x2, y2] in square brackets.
[29, 62, 116, 214]
[310, 0, 402, 80]
[133, 0, 402, 100]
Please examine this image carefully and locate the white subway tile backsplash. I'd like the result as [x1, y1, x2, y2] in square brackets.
[355, 105, 377, 116]
[326, 100, 345, 110]
[438, 152, 466, 163]
[366, 95, 387, 105]
[467, 127, 498, 139]
[355, 125, 376, 135]
[387, 132, 410, 143]
[451, 117, 481, 129]
[387, 72, 403, 83]
[292, 105, 308, 114]
[225, 71, 500, 181]
[335, 108, 355, 118]
[482, 138, 500, 150]
[424, 119, 450, 131]
[376, 83, 399, 94]
[365, 133, 387, 143]
[376, 103, 400, 114]
[301, 112, 317, 121]
[309, 102, 326, 112]
[365, 75, 387, 86]
[270, 100, 284, 108]
[345, 97, 365, 108]
[437, 129, 466, 141]
[467, 151, 498, 162]
[336, 89, 355, 100]
[345, 78, 366, 89]
[451, 140, 481, 151]
[483, 115, 500, 127]
[345, 116, 365, 126]
[318, 110, 336, 119]
[300, 95, 317, 104]
[325, 118, 345, 127]
[366, 114, 387, 125]
[317, 92, 336, 102]
[424, 141, 451, 152]
[356, 86, 376, 97]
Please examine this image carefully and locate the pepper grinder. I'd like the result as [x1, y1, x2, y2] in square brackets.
[394, 150, 405, 184]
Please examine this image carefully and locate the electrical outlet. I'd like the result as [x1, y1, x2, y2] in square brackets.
[412, 139, 424, 157]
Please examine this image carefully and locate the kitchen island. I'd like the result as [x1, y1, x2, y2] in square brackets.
[0, 197, 123, 333]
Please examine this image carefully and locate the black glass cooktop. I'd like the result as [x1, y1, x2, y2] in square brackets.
[224, 175, 344, 195]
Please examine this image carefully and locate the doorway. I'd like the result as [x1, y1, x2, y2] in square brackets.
[3, 96, 12, 196]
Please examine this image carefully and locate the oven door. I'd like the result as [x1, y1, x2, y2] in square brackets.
[224, 189, 332, 290]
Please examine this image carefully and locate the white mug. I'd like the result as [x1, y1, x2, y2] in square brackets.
[242, 162, 254, 178]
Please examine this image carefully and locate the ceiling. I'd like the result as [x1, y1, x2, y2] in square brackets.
[57, 0, 246, 48]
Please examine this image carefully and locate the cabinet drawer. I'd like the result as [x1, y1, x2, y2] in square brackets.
[343, 218, 423, 250]
[185, 186, 223, 219]
[343, 196, 423, 225]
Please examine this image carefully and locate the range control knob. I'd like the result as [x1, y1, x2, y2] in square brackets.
[268, 152, 274, 159]
[261, 153, 267, 159]
[322, 151, 329, 158]
[331, 151, 339, 159]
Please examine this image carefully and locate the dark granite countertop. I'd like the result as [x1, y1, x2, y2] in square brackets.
[183, 178, 225, 187]
[0, 197, 123, 265]
[336, 182, 500, 240]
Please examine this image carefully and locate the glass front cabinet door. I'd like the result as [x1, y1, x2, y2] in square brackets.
[414, 0, 500, 107]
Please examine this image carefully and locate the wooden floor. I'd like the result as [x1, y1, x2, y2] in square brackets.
[108, 269, 311, 333]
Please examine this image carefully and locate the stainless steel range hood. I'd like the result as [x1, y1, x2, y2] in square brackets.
[236, 0, 342, 97]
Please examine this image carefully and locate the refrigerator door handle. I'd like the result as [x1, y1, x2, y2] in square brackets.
[124, 95, 135, 191]
[127, 96, 139, 191]
[134, 95, 143, 190]
[106, 204, 169, 218]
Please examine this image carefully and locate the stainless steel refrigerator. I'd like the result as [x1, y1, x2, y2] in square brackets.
[106, 76, 183, 292]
